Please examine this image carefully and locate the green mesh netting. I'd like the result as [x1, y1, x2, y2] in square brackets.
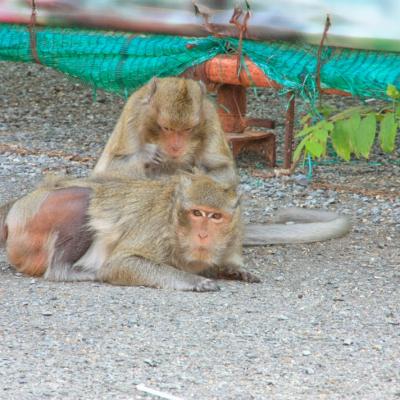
[0, 23, 399, 101]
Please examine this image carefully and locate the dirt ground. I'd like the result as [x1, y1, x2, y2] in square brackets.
[0, 61, 399, 400]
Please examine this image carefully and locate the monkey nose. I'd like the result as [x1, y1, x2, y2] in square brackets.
[198, 232, 208, 240]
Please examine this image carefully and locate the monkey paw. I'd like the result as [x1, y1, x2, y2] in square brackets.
[192, 278, 220, 292]
[142, 143, 164, 166]
[218, 269, 261, 283]
[237, 271, 261, 283]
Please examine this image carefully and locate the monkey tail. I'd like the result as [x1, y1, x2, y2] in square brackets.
[243, 208, 352, 246]
[0, 201, 14, 246]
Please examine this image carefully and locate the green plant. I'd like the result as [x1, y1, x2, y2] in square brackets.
[293, 84, 400, 163]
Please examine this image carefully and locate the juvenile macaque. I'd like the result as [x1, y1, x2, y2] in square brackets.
[94, 77, 238, 187]
[1, 174, 258, 291]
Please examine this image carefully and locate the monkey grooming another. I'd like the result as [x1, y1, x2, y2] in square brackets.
[93, 77, 351, 245]
[94, 77, 238, 187]
[1, 174, 259, 291]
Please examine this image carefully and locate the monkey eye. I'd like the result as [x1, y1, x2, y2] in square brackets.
[191, 209, 203, 217]
[161, 126, 173, 133]
[182, 127, 193, 134]
[211, 213, 222, 220]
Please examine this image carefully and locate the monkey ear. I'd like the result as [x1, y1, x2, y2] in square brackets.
[142, 77, 158, 104]
[198, 80, 207, 95]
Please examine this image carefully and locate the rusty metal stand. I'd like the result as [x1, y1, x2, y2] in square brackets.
[216, 84, 276, 167]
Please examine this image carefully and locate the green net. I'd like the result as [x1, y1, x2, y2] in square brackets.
[0, 23, 399, 101]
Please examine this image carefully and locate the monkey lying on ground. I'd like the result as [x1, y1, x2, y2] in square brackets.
[1, 174, 261, 291]
[0, 172, 351, 291]
[93, 77, 351, 245]
[94, 76, 238, 187]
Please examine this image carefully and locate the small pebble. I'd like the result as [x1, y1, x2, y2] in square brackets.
[41, 312, 53, 317]
[277, 315, 289, 321]
[305, 368, 315, 375]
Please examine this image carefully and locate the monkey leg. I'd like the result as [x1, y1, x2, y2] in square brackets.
[5, 187, 94, 279]
[100, 253, 220, 291]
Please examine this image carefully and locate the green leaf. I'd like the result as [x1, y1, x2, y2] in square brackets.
[293, 136, 309, 163]
[313, 128, 329, 142]
[305, 141, 324, 158]
[295, 125, 314, 138]
[300, 114, 311, 125]
[317, 105, 336, 118]
[396, 104, 400, 118]
[345, 112, 361, 155]
[387, 84, 400, 100]
[321, 121, 334, 132]
[353, 113, 376, 159]
[331, 106, 370, 122]
[379, 113, 398, 153]
[331, 120, 351, 161]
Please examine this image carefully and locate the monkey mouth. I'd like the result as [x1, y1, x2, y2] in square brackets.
[190, 246, 213, 263]
[169, 153, 184, 161]
[195, 245, 210, 253]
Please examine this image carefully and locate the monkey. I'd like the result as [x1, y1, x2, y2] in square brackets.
[92, 77, 351, 245]
[93, 77, 239, 187]
[0, 173, 260, 291]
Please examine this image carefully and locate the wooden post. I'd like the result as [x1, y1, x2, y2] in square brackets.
[284, 92, 295, 169]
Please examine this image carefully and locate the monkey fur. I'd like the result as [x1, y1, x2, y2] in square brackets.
[1, 174, 260, 291]
[94, 77, 238, 187]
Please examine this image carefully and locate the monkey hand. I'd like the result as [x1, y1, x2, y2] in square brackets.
[141, 143, 165, 167]
[216, 267, 261, 283]
[169, 272, 220, 292]
[192, 277, 220, 292]
[233, 270, 261, 283]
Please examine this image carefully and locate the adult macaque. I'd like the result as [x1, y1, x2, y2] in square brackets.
[1, 171, 352, 289]
[1, 174, 259, 291]
[94, 77, 238, 187]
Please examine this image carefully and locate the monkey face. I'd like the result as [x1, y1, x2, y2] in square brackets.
[143, 77, 203, 163]
[157, 125, 193, 160]
[176, 205, 234, 267]
[187, 206, 229, 245]
[154, 109, 202, 161]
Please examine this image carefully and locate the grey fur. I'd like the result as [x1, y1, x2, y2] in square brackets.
[244, 208, 352, 246]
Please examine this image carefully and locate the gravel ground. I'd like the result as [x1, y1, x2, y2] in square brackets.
[0, 61, 399, 400]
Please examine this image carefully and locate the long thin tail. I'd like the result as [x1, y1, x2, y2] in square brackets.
[244, 208, 352, 246]
[0, 201, 15, 246]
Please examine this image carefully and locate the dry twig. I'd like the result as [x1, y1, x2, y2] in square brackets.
[0, 143, 95, 164]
